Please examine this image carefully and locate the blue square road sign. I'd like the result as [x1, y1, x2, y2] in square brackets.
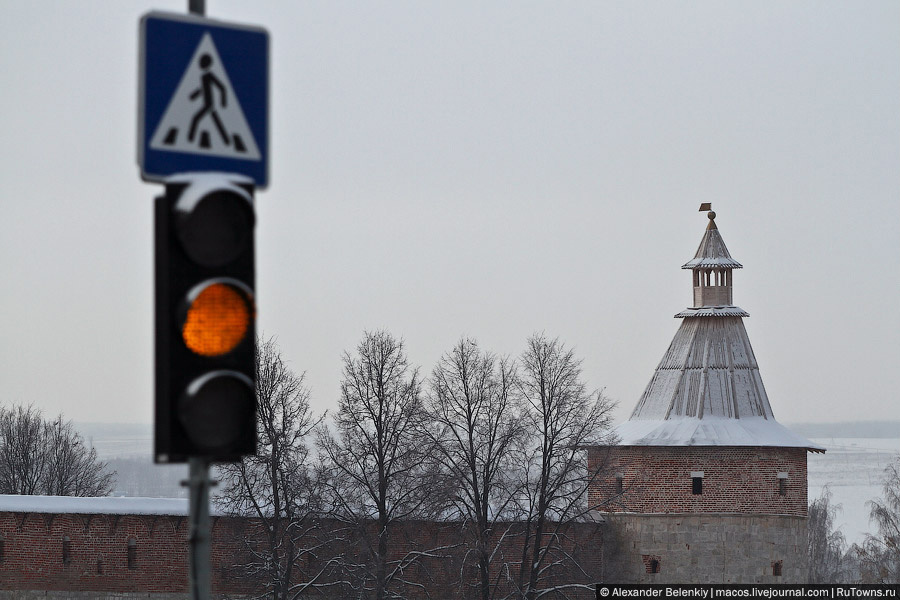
[139, 12, 269, 187]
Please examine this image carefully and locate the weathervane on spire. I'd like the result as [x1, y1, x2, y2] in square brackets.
[698, 203, 716, 228]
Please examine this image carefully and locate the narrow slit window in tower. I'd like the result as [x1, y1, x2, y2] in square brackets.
[615, 473, 624, 495]
[127, 538, 137, 570]
[642, 555, 661, 574]
[62, 536, 71, 564]
[773, 561, 783, 576]
[691, 471, 704, 495]
[778, 472, 788, 496]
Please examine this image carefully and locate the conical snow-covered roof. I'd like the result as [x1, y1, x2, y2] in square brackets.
[615, 209, 823, 452]
[681, 213, 743, 270]
[629, 317, 773, 421]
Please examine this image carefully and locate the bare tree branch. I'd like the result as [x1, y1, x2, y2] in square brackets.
[0, 404, 113, 496]
[856, 457, 900, 584]
[318, 330, 441, 600]
[215, 337, 332, 600]
[807, 486, 848, 583]
[512, 333, 617, 600]
[427, 337, 523, 600]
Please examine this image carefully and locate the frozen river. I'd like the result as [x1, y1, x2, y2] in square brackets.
[808, 437, 900, 545]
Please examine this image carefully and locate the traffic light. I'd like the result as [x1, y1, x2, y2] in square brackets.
[154, 173, 256, 463]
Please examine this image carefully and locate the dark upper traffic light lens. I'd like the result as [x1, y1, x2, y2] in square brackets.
[177, 190, 253, 267]
[178, 370, 255, 451]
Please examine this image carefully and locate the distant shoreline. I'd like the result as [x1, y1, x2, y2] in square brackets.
[785, 421, 900, 439]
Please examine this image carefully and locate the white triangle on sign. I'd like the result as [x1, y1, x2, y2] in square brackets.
[149, 33, 261, 161]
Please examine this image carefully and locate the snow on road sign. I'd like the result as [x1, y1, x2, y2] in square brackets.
[149, 33, 261, 161]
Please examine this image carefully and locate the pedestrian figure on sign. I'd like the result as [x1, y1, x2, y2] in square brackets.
[188, 54, 230, 147]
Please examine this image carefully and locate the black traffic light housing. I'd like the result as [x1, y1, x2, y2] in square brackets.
[155, 173, 257, 463]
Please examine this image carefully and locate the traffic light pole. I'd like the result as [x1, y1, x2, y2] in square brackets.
[156, 173, 256, 594]
[141, 5, 260, 600]
[182, 28, 209, 600]
[169, 7, 250, 600]
[185, 0, 210, 588]
[186, 457, 213, 600]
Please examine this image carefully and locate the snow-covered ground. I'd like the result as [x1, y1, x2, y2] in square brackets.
[808, 438, 900, 546]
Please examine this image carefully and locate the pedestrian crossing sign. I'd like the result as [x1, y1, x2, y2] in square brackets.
[139, 12, 269, 187]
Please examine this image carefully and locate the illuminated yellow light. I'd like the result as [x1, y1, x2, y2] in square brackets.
[182, 283, 251, 357]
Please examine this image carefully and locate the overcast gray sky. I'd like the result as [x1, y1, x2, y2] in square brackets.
[1, 1, 897, 427]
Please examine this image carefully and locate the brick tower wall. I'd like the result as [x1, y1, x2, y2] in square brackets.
[600, 513, 808, 584]
[589, 445, 809, 583]
[589, 445, 808, 516]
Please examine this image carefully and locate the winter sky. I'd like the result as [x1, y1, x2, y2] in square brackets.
[1, 1, 897, 426]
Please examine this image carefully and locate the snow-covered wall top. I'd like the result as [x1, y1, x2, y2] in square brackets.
[0, 495, 225, 516]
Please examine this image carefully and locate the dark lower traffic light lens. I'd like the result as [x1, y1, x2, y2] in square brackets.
[178, 371, 255, 452]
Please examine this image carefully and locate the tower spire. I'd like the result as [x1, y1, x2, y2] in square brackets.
[613, 207, 823, 452]
[680, 207, 743, 313]
[699, 202, 717, 230]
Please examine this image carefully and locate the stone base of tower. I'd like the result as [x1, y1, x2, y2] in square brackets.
[600, 513, 808, 584]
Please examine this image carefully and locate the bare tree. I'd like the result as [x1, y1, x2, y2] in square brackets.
[318, 330, 442, 600]
[512, 334, 617, 600]
[428, 338, 521, 600]
[216, 337, 331, 600]
[0, 404, 113, 496]
[856, 457, 900, 584]
[807, 487, 848, 583]
[42, 415, 115, 496]
[0, 404, 45, 495]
